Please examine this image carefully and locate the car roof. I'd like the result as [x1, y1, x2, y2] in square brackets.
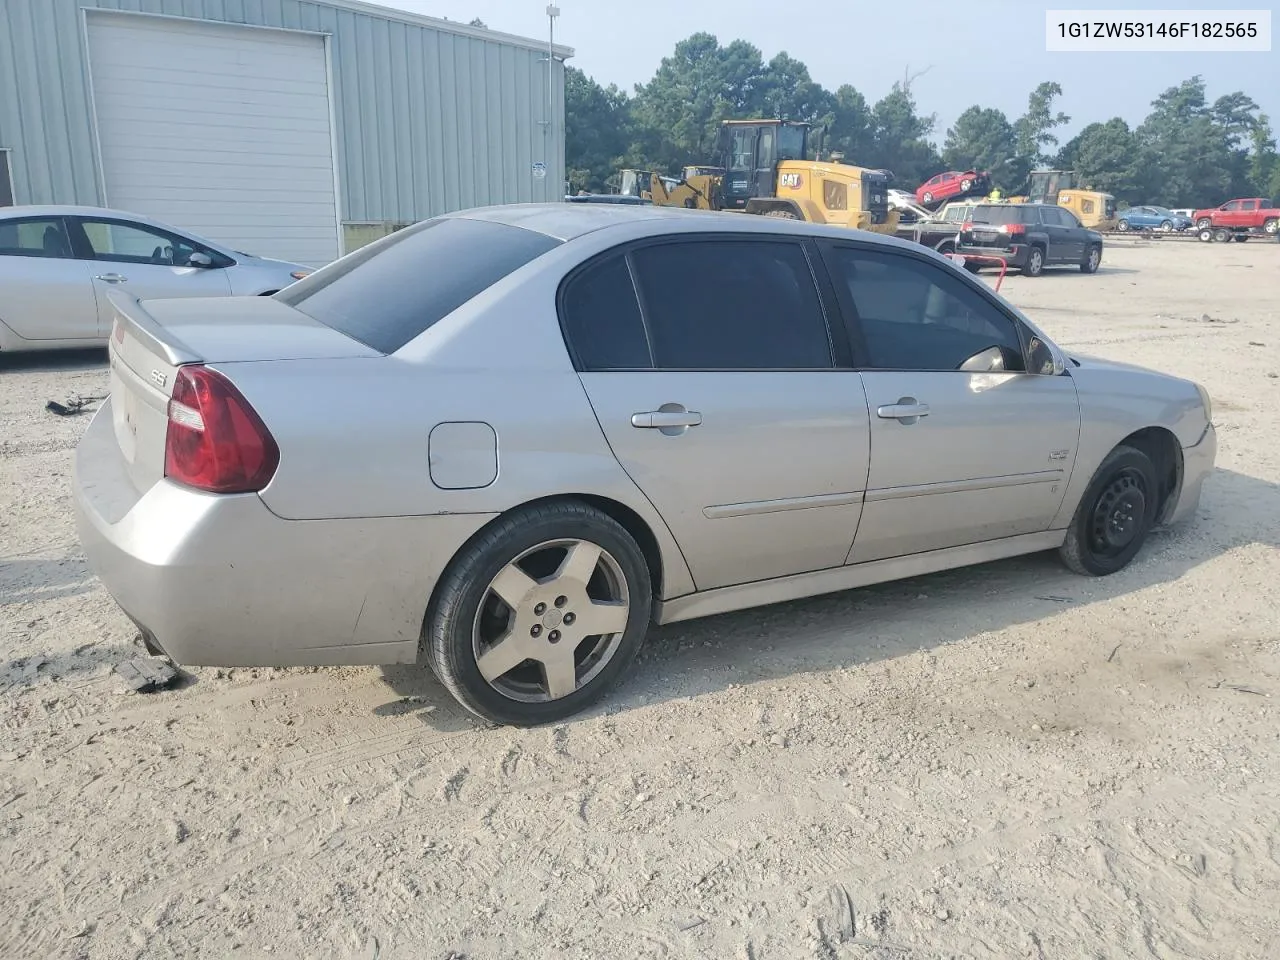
[442, 202, 927, 253]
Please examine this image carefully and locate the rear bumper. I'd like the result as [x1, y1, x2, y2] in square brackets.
[73, 401, 495, 667]
[956, 242, 1027, 267]
[1165, 422, 1217, 526]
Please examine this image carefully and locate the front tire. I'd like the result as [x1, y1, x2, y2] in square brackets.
[1058, 445, 1160, 576]
[960, 178, 973, 192]
[1196, 217, 1212, 230]
[1117, 219, 1130, 232]
[1080, 244, 1102, 274]
[425, 501, 653, 726]
[1159, 220, 1173, 232]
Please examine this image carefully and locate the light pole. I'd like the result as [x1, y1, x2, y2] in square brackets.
[545, 5, 560, 198]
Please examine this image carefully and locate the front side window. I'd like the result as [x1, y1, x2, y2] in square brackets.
[79, 219, 213, 267]
[629, 239, 833, 370]
[823, 180, 848, 210]
[824, 246, 1026, 373]
[776, 125, 805, 160]
[0, 217, 70, 258]
[1223, 201, 1243, 211]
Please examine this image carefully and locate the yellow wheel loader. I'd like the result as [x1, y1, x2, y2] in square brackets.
[624, 120, 901, 235]
[1007, 170, 1116, 229]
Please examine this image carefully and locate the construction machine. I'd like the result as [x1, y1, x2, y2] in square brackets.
[1010, 170, 1116, 228]
[623, 119, 901, 234]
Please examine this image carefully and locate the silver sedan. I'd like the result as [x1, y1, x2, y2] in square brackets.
[0, 205, 310, 353]
[73, 203, 1217, 726]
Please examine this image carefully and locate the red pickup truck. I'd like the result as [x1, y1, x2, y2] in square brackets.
[1192, 197, 1280, 242]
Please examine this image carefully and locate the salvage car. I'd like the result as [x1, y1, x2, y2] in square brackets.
[1116, 205, 1192, 233]
[915, 170, 991, 207]
[0, 206, 310, 353]
[74, 204, 1216, 726]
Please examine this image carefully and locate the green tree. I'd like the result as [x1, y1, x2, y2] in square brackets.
[1056, 118, 1140, 201]
[564, 67, 633, 191]
[1134, 76, 1237, 205]
[866, 82, 941, 183]
[1010, 82, 1070, 186]
[823, 84, 875, 163]
[1249, 114, 1277, 196]
[942, 106, 1016, 185]
[629, 33, 767, 171]
[757, 52, 832, 127]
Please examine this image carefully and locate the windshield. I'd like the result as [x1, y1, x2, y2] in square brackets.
[969, 206, 1025, 225]
[777, 125, 806, 160]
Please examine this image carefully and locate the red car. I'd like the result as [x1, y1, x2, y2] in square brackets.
[915, 170, 991, 206]
[1191, 197, 1280, 235]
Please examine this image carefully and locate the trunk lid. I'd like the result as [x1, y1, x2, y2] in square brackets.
[105, 291, 378, 493]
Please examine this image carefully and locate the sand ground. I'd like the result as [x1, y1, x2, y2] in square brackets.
[2, 237, 1278, 960]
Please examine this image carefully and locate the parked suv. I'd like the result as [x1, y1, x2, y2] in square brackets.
[957, 203, 1104, 277]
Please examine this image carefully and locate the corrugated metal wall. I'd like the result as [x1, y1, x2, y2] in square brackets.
[0, 0, 568, 222]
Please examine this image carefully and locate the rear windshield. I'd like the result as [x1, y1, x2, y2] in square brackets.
[970, 206, 1030, 225]
[277, 218, 562, 353]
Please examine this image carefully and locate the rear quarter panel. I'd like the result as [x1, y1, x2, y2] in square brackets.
[1048, 359, 1210, 529]
[217, 233, 699, 599]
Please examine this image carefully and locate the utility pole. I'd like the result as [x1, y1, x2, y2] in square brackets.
[542, 4, 560, 199]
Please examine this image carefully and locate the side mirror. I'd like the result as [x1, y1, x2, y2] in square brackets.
[187, 251, 213, 268]
[958, 345, 1007, 373]
[1027, 335, 1065, 376]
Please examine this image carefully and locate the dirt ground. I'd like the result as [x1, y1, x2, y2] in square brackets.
[2, 237, 1279, 960]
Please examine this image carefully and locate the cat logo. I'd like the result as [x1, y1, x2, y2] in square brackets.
[779, 173, 803, 189]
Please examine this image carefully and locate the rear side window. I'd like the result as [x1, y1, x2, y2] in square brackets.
[559, 255, 652, 370]
[0, 217, 71, 258]
[629, 239, 833, 370]
[278, 217, 562, 353]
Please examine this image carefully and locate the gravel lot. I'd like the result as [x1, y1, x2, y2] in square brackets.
[3, 238, 1278, 960]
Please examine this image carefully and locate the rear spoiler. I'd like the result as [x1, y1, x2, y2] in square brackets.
[106, 290, 201, 366]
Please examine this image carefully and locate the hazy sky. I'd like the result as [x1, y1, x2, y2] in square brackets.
[383, 0, 1279, 148]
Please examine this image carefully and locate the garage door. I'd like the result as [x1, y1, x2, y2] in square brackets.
[86, 12, 340, 267]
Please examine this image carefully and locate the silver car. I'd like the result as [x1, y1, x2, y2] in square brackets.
[73, 203, 1217, 726]
[0, 206, 310, 353]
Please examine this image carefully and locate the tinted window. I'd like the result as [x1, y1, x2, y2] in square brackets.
[824, 247, 1025, 373]
[279, 217, 561, 354]
[559, 255, 651, 370]
[1059, 208, 1082, 228]
[0, 217, 70, 258]
[0, 151, 12, 208]
[970, 206, 1027, 226]
[630, 239, 833, 370]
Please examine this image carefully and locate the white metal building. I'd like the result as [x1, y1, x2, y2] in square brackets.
[0, 0, 572, 266]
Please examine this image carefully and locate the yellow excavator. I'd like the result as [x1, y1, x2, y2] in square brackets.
[619, 119, 901, 235]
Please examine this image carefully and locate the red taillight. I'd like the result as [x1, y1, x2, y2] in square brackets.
[1004, 222, 1027, 235]
[164, 365, 279, 494]
[961, 220, 973, 231]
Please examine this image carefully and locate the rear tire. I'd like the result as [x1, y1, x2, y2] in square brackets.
[763, 209, 801, 220]
[1058, 445, 1160, 577]
[1264, 218, 1278, 235]
[1022, 246, 1045, 277]
[424, 501, 653, 727]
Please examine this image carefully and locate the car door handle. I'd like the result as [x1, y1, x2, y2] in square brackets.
[876, 399, 931, 422]
[631, 409, 703, 429]
[95, 273, 128, 283]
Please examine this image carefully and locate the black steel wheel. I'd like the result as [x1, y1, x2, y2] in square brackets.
[1059, 445, 1161, 576]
